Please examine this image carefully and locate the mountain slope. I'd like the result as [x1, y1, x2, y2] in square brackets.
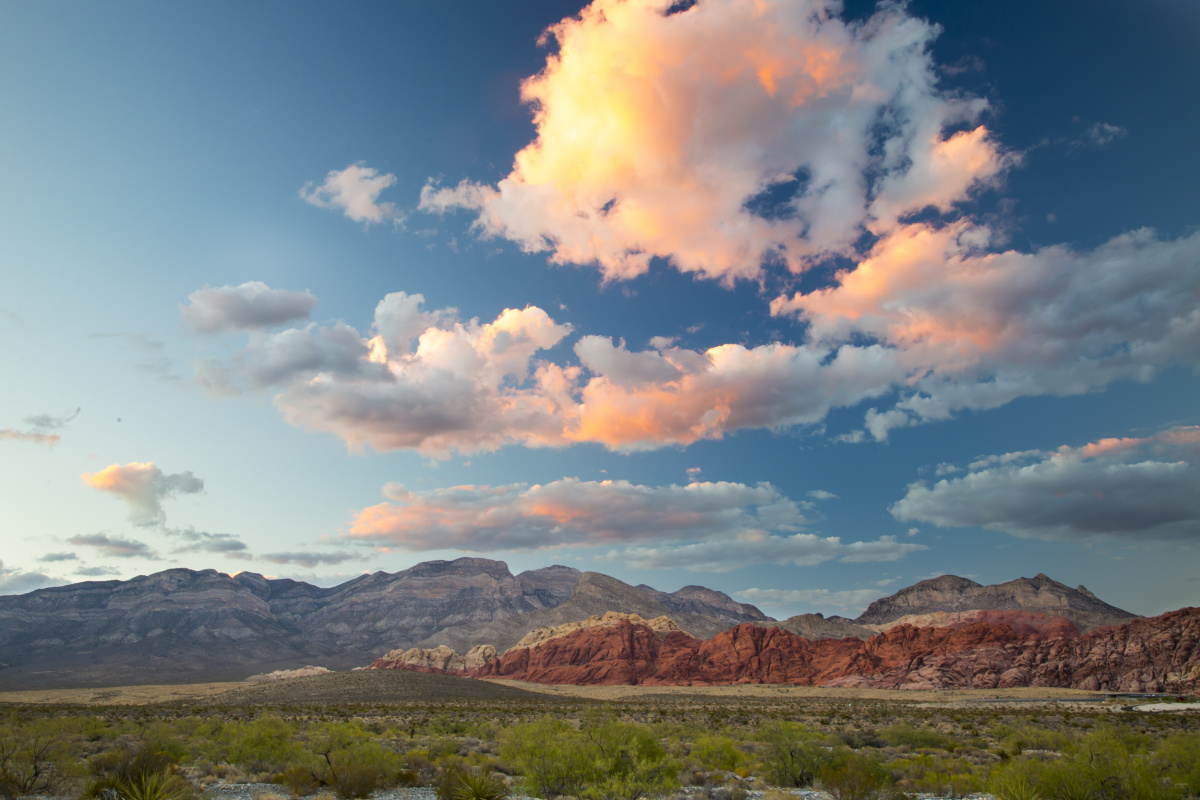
[854, 573, 1137, 631]
[0, 558, 765, 689]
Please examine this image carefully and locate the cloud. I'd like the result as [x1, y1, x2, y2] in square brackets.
[891, 426, 1200, 542]
[259, 552, 362, 569]
[198, 290, 911, 455]
[807, 489, 837, 500]
[166, 528, 249, 555]
[90, 332, 181, 383]
[420, 0, 1009, 282]
[608, 533, 924, 573]
[37, 552, 78, 563]
[735, 586, 883, 614]
[300, 162, 401, 225]
[350, 478, 812, 551]
[1075, 122, 1128, 150]
[23, 408, 80, 430]
[0, 561, 64, 595]
[0, 429, 60, 446]
[67, 533, 158, 559]
[347, 476, 921, 571]
[75, 566, 121, 577]
[81, 463, 204, 527]
[773, 225, 1200, 440]
[182, 282, 316, 334]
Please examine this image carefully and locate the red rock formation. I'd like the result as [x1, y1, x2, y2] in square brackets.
[459, 608, 1200, 694]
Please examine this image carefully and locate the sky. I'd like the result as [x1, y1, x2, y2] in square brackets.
[1, 0, 1198, 620]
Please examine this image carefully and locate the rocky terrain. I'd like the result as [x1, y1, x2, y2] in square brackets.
[855, 573, 1137, 631]
[0, 558, 766, 689]
[0, 561, 1150, 691]
[449, 609, 1199, 693]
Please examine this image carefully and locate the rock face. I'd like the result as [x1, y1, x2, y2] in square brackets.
[370, 644, 498, 673]
[466, 609, 1200, 694]
[513, 612, 686, 649]
[0, 558, 766, 689]
[764, 613, 874, 640]
[855, 574, 1136, 632]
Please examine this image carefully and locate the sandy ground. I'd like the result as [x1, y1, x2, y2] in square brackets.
[483, 679, 1109, 705]
[0, 681, 242, 705]
[0, 674, 1112, 707]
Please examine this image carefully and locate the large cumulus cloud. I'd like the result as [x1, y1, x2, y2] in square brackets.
[182, 282, 317, 334]
[419, 0, 1008, 282]
[774, 225, 1200, 440]
[891, 427, 1200, 541]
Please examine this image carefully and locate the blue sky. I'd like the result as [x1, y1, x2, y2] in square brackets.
[2, 0, 1198, 620]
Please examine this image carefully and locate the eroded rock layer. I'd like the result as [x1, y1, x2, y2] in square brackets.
[459, 609, 1200, 693]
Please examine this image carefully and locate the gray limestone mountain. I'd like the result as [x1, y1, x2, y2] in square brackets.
[0, 557, 767, 690]
[853, 573, 1137, 631]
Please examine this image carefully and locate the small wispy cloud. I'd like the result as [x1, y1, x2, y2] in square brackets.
[67, 532, 158, 559]
[300, 162, 402, 226]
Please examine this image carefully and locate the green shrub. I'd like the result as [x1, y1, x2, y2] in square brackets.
[436, 763, 508, 800]
[499, 718, 593, 799]
[0, 719, 68, 800]
[758, 722, 825, 787]
[881, 724, 952, 752]
[690, 735, 741, 772]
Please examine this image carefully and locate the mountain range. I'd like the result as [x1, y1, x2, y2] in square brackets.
[0, 557, 1140, 690]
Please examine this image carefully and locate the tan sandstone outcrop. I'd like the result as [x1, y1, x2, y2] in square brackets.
[370, 643, 498, 673]
[245, 665, 332, 682]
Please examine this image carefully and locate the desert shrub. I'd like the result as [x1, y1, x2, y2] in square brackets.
[689, 734, 741, 772]
[881, 724, 953, 752]
[994, 723, 1073, 756]
[500, 716, 677, 800]
[838, 730, 887, 750]
[329, 763, 380, 799]
[990, 772, 1043, 800]
[818, 751, 889, 800]
[889, 753, 981, 798]
[500, 718, 593, 799]
[0, 718, 69, 800]
[1155, 732, 1200, 796]
[581, 718, 680, 800]
[758, 722, 825, 787]
[195, 715, 304, 773]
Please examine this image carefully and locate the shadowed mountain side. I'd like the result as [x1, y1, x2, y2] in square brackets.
[854, 574, 1137, 631]
[0, 559, 766, 690]
[455, 610, 1200, 693]
[426, 572, 769, 653]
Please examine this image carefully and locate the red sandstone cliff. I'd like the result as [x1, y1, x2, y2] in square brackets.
[457, 608, 1200, 693]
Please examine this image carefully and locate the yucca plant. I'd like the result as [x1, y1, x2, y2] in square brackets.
[451, 769, 508, 800]
[992, 774, 1043, 800]
[84, 770, 188, 800]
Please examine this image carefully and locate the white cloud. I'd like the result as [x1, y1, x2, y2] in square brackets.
[300, 162, 401, 225]
[182, 282, 316, 334]
[807, 490, 837, 500]
[420, 0, 1009, 282]
[81, 462, 204, 527]
[891, 426, 1200, 542]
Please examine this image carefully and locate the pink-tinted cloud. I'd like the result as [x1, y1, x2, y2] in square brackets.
[82, 462, 204, 527]
[300, 162, 401, 225]
[346, 477, 921, 571]
[0, 429, 60, 446]
[193, 290, 909, 455]
[420, 0, 1008, 282]
[892, 426, 1200, 541]
[774, 225, 1200, 439]
[182, 282, 316, 334]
